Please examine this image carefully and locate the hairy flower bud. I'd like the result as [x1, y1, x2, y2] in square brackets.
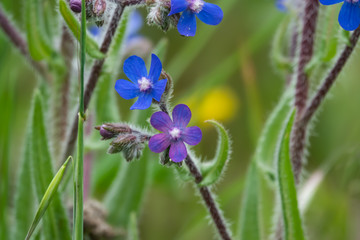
[108, 135, 145, 162]
[147, 0, 178, 31]
[70, 0, 82, 13]
[95, 123, 132, 140]
[93, 0, 106, 16]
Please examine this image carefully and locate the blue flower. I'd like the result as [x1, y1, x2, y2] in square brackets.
[276, 0, 287, 12]
[168, 0, 223, 37]
[320, 0, 360, 31]
[115, 54, 167, 110]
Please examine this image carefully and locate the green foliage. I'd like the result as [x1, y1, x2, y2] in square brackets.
[59, 0, 105, 59]
[237, 161, 260, 240]
[104, 149, 150, 228]
[25, 0, 53, 60]
[199, 120, 231, 186]
[13, 91, 71, 240]
[127, 213, 140, 240]
[26, 157, 72, 240]
[276, 110, 305, 240]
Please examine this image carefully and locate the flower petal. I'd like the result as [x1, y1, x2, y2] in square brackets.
[149, 133, 171, 153]
[169, 141, 187, 162]
[197, 3, 223, 25]
[151, 79, 167, 102]
[114, 79, 139, 99]
[172, 104, 192, 128]
[338, 1, 360, 31]
[123, 55, 148, 82]
[319, 0, 343, 5]
[130, 92, 153, 110]
[148, 54, 162, 83]
[150, 111, 173, 132]
[177, 9, 197, 37]
[182, 126, 202, 145]
[168, 0, 188, 15]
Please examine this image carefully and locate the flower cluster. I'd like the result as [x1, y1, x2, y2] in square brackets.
[320, 0, 360, 31]
[112, 54, 202, 162]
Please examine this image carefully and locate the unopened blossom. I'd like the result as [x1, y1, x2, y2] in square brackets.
[149, 104, 202, 162]
[168, 0, 223, 36]
[319, 0, 360, 31]
[115, 54, 167, 110]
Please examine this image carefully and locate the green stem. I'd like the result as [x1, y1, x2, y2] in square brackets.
[73, 0, 86, 239]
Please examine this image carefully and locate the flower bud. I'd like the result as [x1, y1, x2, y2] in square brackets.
[108, 135, 145, 162]
[70, 0, 82, 13]
[93, 0, 106, 16]
[95, 123, 132, 140]
[147, 0, 178, 32]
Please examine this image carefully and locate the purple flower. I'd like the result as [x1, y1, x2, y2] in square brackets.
[320, 0, 360, 31]
[149, 104, 202, 162]
[168, 0, 223, 37]
[115, 54, 167, 110]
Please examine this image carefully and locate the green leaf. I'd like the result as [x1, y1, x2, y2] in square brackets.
[199, 120, 231, 186]
[25, 0, 54, 60]
[25, 157, 72, 240]
[127, 212, 140, 240]
[237, 160, 260, 240]
[12, 130, 36, 240]
[276, 110, 305, 240]
[28, 91, 71, 240]
[59, 0, 105, 59]
[255, 88, 293, 168]
[104, 149, 150, 227]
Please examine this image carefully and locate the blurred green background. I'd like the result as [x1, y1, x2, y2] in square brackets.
[1, 0, 360, 239]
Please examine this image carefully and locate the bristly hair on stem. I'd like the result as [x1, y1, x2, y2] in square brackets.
[290, 0, 319, 184]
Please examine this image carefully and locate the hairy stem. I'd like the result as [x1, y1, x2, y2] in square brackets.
[294, 0, 319, 114]
[62, 4, 124, 162]
[184, 156, 232, 240]
[0, 7, 52, 83]
[73, 0, 86, 239]
[290, 0, 319, 184]
[301, 27, 360, 125]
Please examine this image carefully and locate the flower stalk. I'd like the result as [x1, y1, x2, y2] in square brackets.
[291, 0, 319, 184]
[73, 0, 86, 239]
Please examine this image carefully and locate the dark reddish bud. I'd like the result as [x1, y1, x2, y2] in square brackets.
[95, 123, 132, 140]
[70, 0, 82, 13]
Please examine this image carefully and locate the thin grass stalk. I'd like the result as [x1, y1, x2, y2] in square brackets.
[73, 0, 86, 239]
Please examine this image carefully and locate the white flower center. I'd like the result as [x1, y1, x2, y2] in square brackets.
[346, 0, 359, 3]
[169, 127, 181, 139]
[138, 77, 152, 91]
[187, 0, 204, 13]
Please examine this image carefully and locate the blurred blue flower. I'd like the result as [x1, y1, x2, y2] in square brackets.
[168, 0, 223, 37]
[115, 54, 167, 110]
[320, 0, 360, 31]
[149, 104, 202, 162]
[126, 10, 143, 41]
[276, 0, 287, 12]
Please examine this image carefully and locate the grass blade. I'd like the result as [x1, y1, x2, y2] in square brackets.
[276, 110, 305, 240]
[25, 157, 72, 240]
[237, 160, 260, 240]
